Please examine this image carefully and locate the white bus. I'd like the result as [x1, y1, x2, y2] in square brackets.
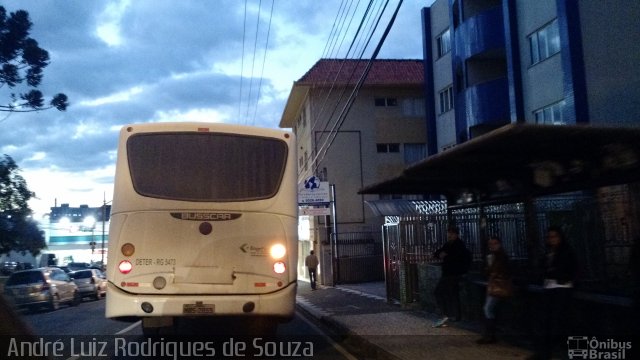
[105, 122, 298, 335]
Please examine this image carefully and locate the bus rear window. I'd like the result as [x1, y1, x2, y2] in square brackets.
[127, 132, 288, 201]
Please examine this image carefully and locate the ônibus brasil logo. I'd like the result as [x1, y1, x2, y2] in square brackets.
[567, 336, 632, 359]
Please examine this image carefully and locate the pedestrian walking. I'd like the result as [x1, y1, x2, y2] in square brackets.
[305, 250, 319, 290]
[432, 225, 472, 328]
[529, 225, 577, 360]
[477, 235, 513, 344]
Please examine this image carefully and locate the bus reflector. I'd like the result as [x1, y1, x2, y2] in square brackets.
[121, 243, 135, 256]
[254, 282, 266, 287]
[273, 262, 286, 274]
[153, 276, 167, 290]
[118, 260, 133, 274]
[269, 244, 286, 259]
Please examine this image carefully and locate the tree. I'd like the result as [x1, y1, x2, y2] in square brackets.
[0, 6, 68, 113]
[0, 154, 45, 256]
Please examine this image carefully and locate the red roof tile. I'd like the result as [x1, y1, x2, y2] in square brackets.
[296, 58, 424, 86]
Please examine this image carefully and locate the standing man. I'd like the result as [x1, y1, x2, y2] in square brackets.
[432, 225, 471, 327]
[305, 250, 319, 290]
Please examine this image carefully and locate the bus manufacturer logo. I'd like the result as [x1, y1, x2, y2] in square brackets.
[170, 212, 242, 221]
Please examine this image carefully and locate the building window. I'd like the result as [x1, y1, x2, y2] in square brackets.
[402, 98, 425, 117]
[534, 100, 565, 125]
[404, 143, 426, 165]
[374, 97, 398, 107]
[529, 19, 560, 65]
[303, 151, 308, 170]
[438, 86, 454, 114]
[377, 143, 400, 153]
[436, 28, 451, 58]
[298, 107, 307, 129]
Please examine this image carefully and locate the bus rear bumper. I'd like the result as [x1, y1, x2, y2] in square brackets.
[105, 281, 296, 320]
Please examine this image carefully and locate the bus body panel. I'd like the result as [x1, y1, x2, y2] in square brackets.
[105, 281, 296, 318]
[105, 122, 298, 320]
[105, 211, 297, 295]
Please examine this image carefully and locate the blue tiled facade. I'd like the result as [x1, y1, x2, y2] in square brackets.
[424, 0, 640, 153]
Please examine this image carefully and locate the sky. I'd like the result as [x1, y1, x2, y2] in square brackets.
[0, 0, 429, 219]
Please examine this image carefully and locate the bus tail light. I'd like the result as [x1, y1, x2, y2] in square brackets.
[269, 244, 286, 259]
[121, 243, 135, 256]
[273, 262, 286, 274]
[118, 260, 133, 274]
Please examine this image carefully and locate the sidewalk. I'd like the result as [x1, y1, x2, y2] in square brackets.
[296, 280, 534, 360]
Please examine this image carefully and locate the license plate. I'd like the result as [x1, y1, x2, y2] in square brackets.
[183, 303, 215, 314]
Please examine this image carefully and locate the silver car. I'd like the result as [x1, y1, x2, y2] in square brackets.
[3, 267, 80, 311]
[70, 269, 107, 300]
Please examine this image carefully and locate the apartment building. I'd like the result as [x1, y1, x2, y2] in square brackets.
[279, 59, 426, 280]
[423, 0, 640, 154]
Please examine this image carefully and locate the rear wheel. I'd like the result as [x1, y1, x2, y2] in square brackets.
[71, 291, 81, 306]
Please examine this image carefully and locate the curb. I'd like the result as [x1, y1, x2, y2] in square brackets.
[295, 298, 402, 360]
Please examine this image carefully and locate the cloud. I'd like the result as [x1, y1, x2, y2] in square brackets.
[0, 0, 425, 215]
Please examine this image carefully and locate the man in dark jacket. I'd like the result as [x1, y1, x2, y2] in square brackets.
[432, 225, 471, 327]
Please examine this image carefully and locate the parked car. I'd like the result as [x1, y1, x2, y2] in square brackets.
[3, 267, 80, 311]
[55, 265, 71, 273]
[0, 261, 33, 275]
[69, 269, 107, 300]
[1, 261, 19, 275]
[66, 262, 91, 271]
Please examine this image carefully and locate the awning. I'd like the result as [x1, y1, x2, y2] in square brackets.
[359, 123, 640, 201]
[364, 200, 447, 217]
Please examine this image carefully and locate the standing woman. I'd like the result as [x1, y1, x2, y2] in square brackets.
[477, 235, 513, 344]
[530, 225, 577, 360]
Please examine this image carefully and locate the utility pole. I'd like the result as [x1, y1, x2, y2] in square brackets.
[330, 184, 338, 284]
[101, 192, 109, 268]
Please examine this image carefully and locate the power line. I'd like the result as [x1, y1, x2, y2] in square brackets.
[299, 0, 387, 177]
[305, 0, 404, 177]
[309, 1, 390, 176]
[244, 0, 264, 124]
[251, 0, 275, 126]
[238, 0, 249, 123]
[308, 0, 379, 140]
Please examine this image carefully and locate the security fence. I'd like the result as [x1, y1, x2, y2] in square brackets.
[382, 184, 640, 307]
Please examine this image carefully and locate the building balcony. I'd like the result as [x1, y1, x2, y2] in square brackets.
[453, 5, 504, 63]
[456, 77, 509, 136]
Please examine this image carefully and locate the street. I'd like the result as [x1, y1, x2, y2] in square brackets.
[9, 299, 359, 359]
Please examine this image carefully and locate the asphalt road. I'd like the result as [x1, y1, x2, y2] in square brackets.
[6, 298, 359, 359]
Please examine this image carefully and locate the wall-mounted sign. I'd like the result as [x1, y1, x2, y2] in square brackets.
[300, 207, 331, 216]
[298, 176, 330, 205]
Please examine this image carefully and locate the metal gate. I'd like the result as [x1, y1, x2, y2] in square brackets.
[333, 231, 383, 284]
[382, 201, 448, 304]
